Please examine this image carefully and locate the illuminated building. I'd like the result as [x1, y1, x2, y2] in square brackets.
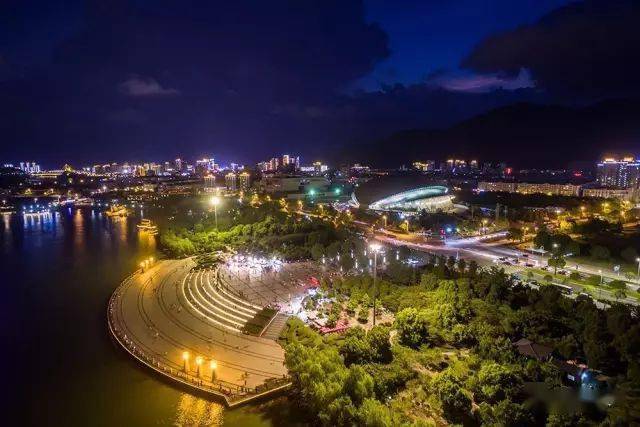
[204, 174, 216, 191]
[238, 172, 251, 191]
[412, 161, 435, 171]
[477, 181, 516, 192]
[364, 186, 454, 214]
[19, 162, 41, 174]
[596, 157, 640, 188]
[225, 172, 238, 191]
[478, 181, 580, 196]
[582, 187, 636, 201]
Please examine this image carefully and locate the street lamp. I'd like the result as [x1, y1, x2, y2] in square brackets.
[381, 214, 387, 228]
[195, 356, 203, 377]
[552, 243, 560, 274]
[210, 360, 217, 382]
[369, 243, 381, 326]
[636, 258, 640, 283]
[182, 351, 190, 372]
[209, 196, 220, 229]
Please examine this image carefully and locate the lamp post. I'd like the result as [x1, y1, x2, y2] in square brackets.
[369, 243, 381, 326]
[552, 243, 559, 275]
[182, 351, 190, 373]
[210, 360, 217, 382]
[195, 356, 203, 378]
[636, 258, 640, 283]
[382, 214, 387, 228]
[209, 196, 220, 229]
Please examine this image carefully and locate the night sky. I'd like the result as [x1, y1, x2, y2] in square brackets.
[1, 0, 639, 167]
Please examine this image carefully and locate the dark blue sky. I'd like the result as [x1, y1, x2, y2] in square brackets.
[1, 0, 639, 167]
[358, 0, 569, 90]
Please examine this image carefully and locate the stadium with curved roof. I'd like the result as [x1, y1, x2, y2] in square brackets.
[366, 185, 454, 213]
[349, 175, 456, 215]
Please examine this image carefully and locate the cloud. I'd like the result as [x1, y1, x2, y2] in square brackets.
[119, 76, 179, 97]
[0, 0, 390, 163]
[427, 68, 534, 93]
[462, 0, 640, 100]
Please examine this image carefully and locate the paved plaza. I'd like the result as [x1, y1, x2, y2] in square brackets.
[108, 256, 330, 405]
[219, 257, 328, 312]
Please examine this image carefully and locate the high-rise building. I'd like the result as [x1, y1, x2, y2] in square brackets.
[204, 174, 216, 192]
[225, 172, 238, 191]
[196, 158, 216, 175]
[238, 171, 251, 191]
[174, 158, 183, 171]
[18, 162, 41, 174]
[597, 157, 640, 188]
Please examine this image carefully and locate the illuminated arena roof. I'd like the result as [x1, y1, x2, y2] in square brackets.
[367, 186, 453, 213]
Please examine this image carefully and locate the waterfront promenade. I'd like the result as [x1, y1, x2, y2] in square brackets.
[107, 258, 290, 406]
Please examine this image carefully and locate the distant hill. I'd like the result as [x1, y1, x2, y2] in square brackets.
[347, 98, 640, 168]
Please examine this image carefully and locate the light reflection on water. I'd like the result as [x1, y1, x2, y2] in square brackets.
[1, 207, 281, 426]
[175, 394, 225, 426]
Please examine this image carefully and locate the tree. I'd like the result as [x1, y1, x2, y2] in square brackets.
[310, 243, 325, 261]
[472, 362, 523, 403]
[346, 298, 359, 315]
[479, 399, 534, 427]
[367, 326, 392, 363]
[548, 255, 566, 275]
[430, 372, 471, 424]
[343, 365, 375, 406]
[357, 307, 369, 324]
[507, 227, 524, 242]
[394, 308, 431, 349]
[357, 398, 393, 427]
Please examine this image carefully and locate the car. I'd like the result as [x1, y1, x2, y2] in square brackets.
[521, 254, 529, 258]
[557, 270, 567, 276]
[524, 262, 535, 268]
[541, 266, 550, 271]
[501, 261, 512, 266]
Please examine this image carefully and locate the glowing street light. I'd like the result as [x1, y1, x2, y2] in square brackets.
[182, 351, 190, 372]
[195, 356, 203, 377]
[210, 360, 217, 382]
[209, 196, 220, 228]
[369, 242, 382, 326]
[381, 214, 387, 228]
[636, 258, 640, 282]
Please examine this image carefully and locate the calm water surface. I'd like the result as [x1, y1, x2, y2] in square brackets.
[1, 208, 300, 426]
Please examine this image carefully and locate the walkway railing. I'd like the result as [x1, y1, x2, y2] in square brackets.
[107, 260, 291, 407]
